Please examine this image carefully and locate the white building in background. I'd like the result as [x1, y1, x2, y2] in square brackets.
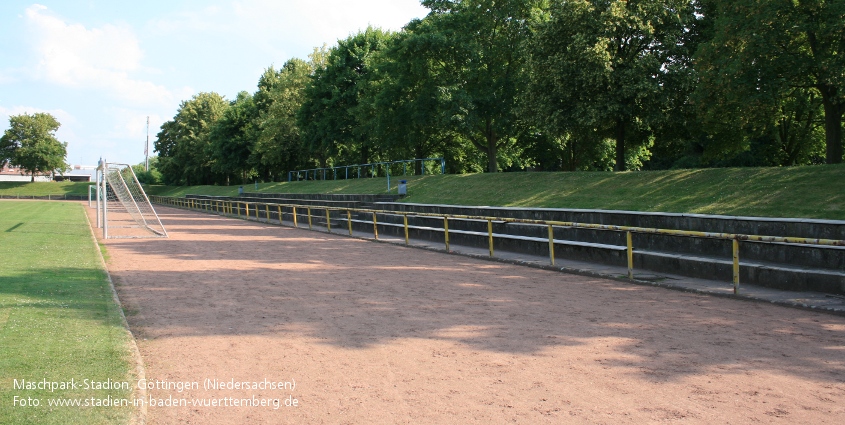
[0, 165, 52, 182]
[0, 165, 91, 182]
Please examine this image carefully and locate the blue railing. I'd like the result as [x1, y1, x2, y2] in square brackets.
[288, 158, 446, 192]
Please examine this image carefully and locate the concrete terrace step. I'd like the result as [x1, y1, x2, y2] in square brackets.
[174, 196, 845, 295]
[341, 217, 627, 251]
[337, 216, 845, 295]
[635, 250, 845, 294]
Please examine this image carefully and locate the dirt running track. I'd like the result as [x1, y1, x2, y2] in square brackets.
[92, 206, 845, 424]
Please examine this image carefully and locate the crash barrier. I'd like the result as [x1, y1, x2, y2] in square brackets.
[150, 195, 845, 296]
[288, 158, 445, 182]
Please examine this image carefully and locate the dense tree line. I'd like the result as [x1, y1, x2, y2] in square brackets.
[153, 0, 844, 185]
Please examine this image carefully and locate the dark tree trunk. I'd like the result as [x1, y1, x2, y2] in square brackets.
[361, 144, 370, 167]
[415, 146, 424, 175]
[486, 119, 498, 173]
[820, 86, 843, 164]
[615, 120, 627, 171]
[487, 137, 498, 173]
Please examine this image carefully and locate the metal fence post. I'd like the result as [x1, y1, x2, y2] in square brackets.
[444, 217, 450, 252]
[372, 212, 379, 240]
[403, 214, 409, 245]
[326, 208, 331, 232]
[733, 239, 740, 294]
[488, 219, 494, 257]
[627, 231, 634, 280]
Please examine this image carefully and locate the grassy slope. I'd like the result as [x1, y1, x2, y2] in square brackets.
[4, 165, 842, 219]
[0, 202, 133, 425]
[145, 164, 845, 220]
[0, 182, 92, 196]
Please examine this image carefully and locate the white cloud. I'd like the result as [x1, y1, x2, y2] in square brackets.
[0, 71, 21, 84]
[230, 0, 428, 39]
[149, 0, 428, 59]
[0, 105, 75, 126]
[23, 4, 176, 107]
[102, 107, 167, 142]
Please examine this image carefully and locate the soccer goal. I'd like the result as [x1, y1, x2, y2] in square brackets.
[96, 161, 167, 239]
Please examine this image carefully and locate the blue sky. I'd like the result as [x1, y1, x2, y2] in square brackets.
[0, 1, 428, 169]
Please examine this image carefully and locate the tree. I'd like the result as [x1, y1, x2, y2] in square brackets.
[152, 120, 180, 184]
[299, 28, 395, 169]
[154, 92, 229, 185]
[526, 0, 697, 171]
[695, 0, 844, 164]
[358, 28, 452, 173]
[416, 0, 541, 173]
[254, 58, 314, 177]
[208, 91, 258, 184]
[0, 112, 69, 181]
[132, 156, 163, 185]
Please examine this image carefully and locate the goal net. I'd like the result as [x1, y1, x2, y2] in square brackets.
[99, 162, 167, 239]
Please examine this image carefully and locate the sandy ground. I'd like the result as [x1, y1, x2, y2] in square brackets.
[90, 206, 845, 424]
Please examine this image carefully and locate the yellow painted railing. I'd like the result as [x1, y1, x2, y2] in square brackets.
[150, 195, 845, 295]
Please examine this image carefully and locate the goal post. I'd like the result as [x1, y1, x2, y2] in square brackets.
[88, 184, 95, 207]
[98, 160, 167, 239]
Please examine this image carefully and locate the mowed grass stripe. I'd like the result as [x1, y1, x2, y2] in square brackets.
[0, 201, 133, 425]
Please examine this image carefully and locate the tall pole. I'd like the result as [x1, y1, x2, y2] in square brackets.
[101, 159, 108, 239]
[145, 116, 150, 171]
[96, 158, 102, 228]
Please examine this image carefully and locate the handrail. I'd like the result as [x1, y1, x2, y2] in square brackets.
[287, 157, 446, 193]
[150, 195, 845, 295]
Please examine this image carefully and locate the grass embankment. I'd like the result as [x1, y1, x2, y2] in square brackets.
[0, 202, 134, 425]
[3, 165, 842, 219]
[146, 164, 845, 220]
[0, 182, 92, 197]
